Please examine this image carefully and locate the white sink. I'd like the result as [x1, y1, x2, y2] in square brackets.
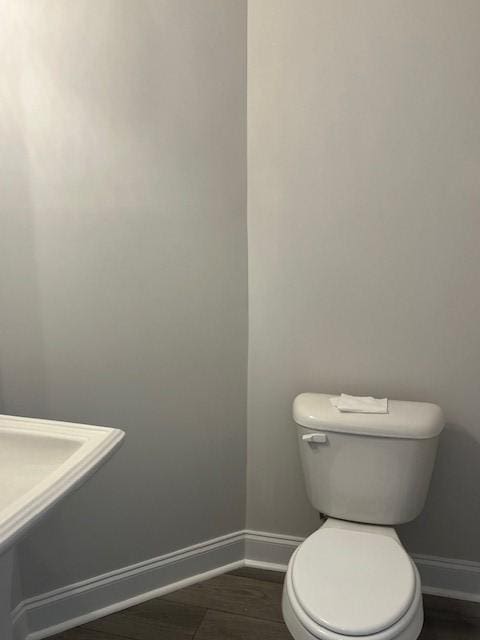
[0, 414, 125, 639]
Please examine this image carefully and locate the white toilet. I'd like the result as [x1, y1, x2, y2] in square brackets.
[283, 393, 444, 640]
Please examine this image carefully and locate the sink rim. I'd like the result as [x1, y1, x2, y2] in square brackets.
[0, 414, 125, 555]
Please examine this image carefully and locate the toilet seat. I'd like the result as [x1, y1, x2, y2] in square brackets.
[283, 520, 424, 640]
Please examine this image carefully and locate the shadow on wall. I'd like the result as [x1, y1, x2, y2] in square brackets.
[399, 422, 480, 561]
[0, 56, 48, 418]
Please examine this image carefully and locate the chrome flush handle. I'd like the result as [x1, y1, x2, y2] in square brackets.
[302, 433, 328, 444]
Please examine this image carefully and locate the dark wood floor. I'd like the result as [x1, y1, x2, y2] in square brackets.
[51, 567, 480, 640]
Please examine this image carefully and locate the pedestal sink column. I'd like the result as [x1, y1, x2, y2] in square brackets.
[0, 547, 14, 640]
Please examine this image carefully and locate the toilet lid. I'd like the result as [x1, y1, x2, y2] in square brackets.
[291, 527, 416, 636]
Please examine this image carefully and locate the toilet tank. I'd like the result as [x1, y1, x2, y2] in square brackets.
[294, 394, 444, 525]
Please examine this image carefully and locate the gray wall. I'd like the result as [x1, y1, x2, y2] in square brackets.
[2, 0, 480, 602]
[0, 0, 247, 598]
[247, 0, 480, 561]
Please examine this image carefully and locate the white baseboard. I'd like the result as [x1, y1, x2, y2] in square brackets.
[244, 529, 303, 569]
[244, 529, 480, 603]
[10, 528, 480, 640]
[413, 553, 480, 603]
[12, 531, 245, 640]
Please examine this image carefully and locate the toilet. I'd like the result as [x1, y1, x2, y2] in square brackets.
[283, 393, 444, 640]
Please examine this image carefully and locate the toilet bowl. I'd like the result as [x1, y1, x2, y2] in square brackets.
[282, 519, 423, 640]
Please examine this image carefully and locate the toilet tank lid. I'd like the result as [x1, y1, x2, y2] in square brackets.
[293, 393, 444, 439]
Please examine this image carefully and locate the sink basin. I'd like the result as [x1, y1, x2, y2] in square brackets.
[0, 414, 125, 639]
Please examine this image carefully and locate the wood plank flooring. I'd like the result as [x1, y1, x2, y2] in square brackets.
[50, 568, 480, 640]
